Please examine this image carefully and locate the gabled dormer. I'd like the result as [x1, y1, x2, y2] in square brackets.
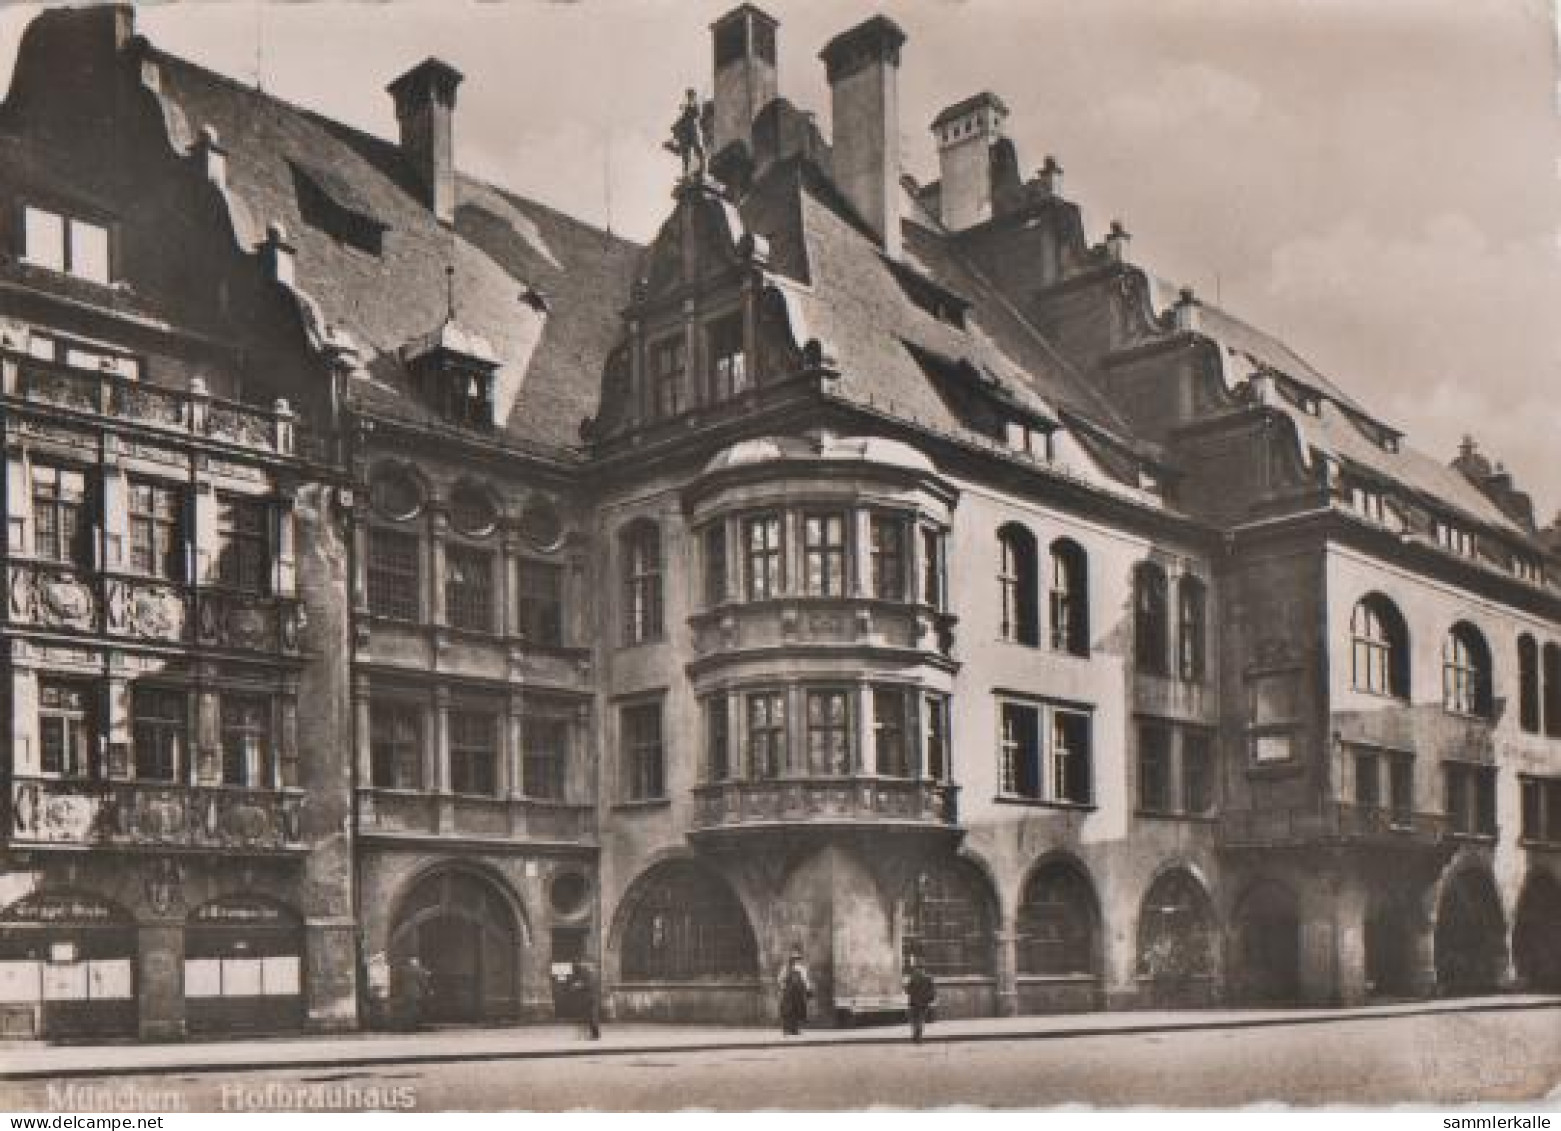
[585, 176, 808, 446]
[401, 315, 499, 430]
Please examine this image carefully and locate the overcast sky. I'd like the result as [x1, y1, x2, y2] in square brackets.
[3, 0, 1558, 521]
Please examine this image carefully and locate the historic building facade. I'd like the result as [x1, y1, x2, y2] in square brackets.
[0, 3, 1556, 1038]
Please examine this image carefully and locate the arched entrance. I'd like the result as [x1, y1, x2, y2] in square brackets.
[1015, 857, 1099, 1012]
[1137, 869, 1218, 1007]
[1434, 865, 1507, 996]
[1232, 880, 1300, 1004]
[1513, 873, 1561, 991]
[186, 897, 305, 1034]
[0, 890, 136, 1039]
[900, 857, 998, 1018]
[390, 869, 523, 1024]
[1365, 890, 1423, 999]
[615, 860, 758, 1022]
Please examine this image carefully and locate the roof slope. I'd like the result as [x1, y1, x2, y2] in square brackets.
[739, 160, 1146, 467]
[144, 47, 641, 455]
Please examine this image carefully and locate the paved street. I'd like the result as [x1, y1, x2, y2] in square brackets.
[2, 1003, 1558, 1111]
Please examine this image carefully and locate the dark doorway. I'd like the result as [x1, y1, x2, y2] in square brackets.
[1512, 873, 1561, 992]
[390, 870, 521, 1024]
[1434, 867, 1507, 996]
[1233, 881, 1300, 1004]
[1365, 894, 1422, 999]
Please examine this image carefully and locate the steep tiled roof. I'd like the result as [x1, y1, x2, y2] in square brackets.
[738, 160, 1150, 478]
[143, 47, 641, 456]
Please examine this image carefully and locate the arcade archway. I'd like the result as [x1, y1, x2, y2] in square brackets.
[1434, 865, 1507, 996]
[390, 868, 524, 1024]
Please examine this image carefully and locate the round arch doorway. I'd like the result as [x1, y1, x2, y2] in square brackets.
[390, 869, 523, 1024]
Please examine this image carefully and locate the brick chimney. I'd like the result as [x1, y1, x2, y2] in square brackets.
[931, 92, 1008, 231]
[819, 15, 906, 259]
[711, 4, 778, 159]
[387, 58, 464, 225]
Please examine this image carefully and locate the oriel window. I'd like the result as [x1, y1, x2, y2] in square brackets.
[743, 514, 783, 601]
[650, 336, 686, 420]
[802, 512, 848, 596]
[747, 691, 787, 780]
[869, 516, 907, 601]
[806, 688, 851, 775]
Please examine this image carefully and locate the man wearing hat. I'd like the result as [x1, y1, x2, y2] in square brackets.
[777, 949, 812, 1036]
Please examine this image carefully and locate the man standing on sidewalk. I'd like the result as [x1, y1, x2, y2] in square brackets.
[570, 959, 602, 1040]
[904, 953, 936, 1044]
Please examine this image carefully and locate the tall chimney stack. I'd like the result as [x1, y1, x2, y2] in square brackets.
[819, 15, 906, 259]
[711, 4, 779, 159]
[931, 92, 1009, 231]
[387, 58, 464, 225]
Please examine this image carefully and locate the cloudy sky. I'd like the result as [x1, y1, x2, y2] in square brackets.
[3, 0, 1558, 520]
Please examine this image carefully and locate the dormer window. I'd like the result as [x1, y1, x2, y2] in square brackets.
[1006, 421, 1052, 460]
[402, 322, 499, 430]
[1434, 520, 1476, 559]
[707, 315, 749, 403]
[22, 204, 110, 285]
[1514, 555, 1544, 585]
[1349, 484, 1390, 525]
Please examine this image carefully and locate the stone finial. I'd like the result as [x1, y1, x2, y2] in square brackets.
[1038, 155, 1063, 197]
[1174, 286, 1200, 333]
[1106, 219, 1130, 262]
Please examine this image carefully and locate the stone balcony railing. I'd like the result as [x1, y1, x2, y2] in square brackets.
[3, 350, 319, 460]
[1219, 801, 1451, 850]
[358, 788, 595, 843]
[689, 597, 957, 666]
[691, 776, 960, 831]
[9, 777, 305, 852]
[7, 560, 304, 654]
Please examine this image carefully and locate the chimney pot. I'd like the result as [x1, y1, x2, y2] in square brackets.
[1106, 219, 1130, 261]
[387, 58, 464, 224]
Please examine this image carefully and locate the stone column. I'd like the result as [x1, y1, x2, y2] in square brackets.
[857, 680, 876, 776]
[428, 509, 448, 627]
[304, 918, 359, 1033]
[995, 927, 1020, 1017]
[352, 674, 374, 791]
[136, 921, 185, 1041]
[433, 687, 453, 834]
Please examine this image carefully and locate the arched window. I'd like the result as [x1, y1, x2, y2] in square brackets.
[1017, 860, 1098, 977]
[621, 520, 663, 645]
[1442, 622, 1492, 717]
[902, 860, 996, 978]
[1137, 870, 1217, 987]
[998, 524, 1039, 646]
[1133, 563, 1169, 675]
[1351, 595, 1410, 699]
[1545, 643, 1561, 739]
[1048, 539, 1089, 657]
[1177, 576, 1207, 682]
[621, 862, 758, 981]
[1519, 634, 1540, 733]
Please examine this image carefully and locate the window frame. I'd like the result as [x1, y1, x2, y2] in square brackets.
[31, 463, 93, 570]
[998, 525, 1039, 646]
[132, 685, 186, 782]
[38, 679, 98, 779]
[801, 511, 849, 597]
[742, 513, 784, 602]
[214, 493, 272, 596]
[368, 698, 424, 791]
[127, 477, 187, 583]
[746, 689, 788, 780]
[366, 526, 422, 622]
[621, 522, 664, 645]
[998, 696, 1094, 808]
[448, 707, 499, 797]
[444, 541, 496, 634]
[622, 700, 667, 802]
[516, 558, 564, 646]
[219, 695, 273, 789]
[21, 203, 112, 285]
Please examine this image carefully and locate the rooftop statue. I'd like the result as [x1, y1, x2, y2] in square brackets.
[665, 88, 707, 180]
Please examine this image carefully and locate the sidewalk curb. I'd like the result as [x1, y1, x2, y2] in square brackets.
[4, 998, 1556, 1083]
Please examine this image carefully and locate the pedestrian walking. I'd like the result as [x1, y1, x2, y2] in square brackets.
[569, 959, 602, 1040]
[904, 953, 936, 1043]
[777, 949, 812, 1036]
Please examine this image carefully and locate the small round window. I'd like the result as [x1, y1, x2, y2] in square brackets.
[371, 466, 423, 521]
[449, 482, 498, 537]
[519, 495, 564, 549]
[549, 872, 591, 918]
